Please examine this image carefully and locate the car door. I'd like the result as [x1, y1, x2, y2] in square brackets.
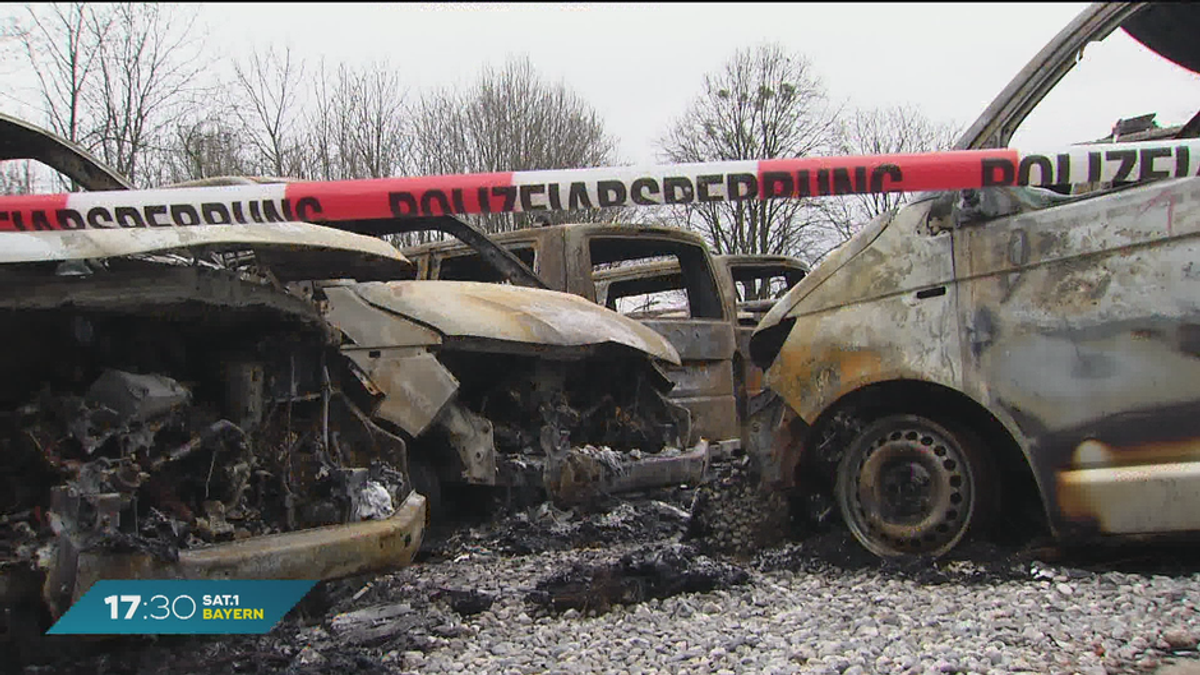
[570, 231, 739, 446]
[955, 178, 1200, 538]
[952, 1, 1200, 540]
[722, 258, 810, 421]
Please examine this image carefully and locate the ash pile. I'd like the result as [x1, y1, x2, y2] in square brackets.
[526, 542, 750, 614]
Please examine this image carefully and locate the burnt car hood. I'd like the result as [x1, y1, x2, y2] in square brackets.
[0, 222, 415, 281]
[348, 280, 682, 365]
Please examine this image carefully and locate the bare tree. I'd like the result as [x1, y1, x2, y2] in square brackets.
[301, 59, 412, 182]
[658, 43, 839, 260]
[794, 104, 960, 264]
[413, 55, 623, 233]
[158, 115, 252, 183]
[0, 160, 36, 194]
[84, 3, 206, 187]
[302, 58, 341, 182]
[6, 2, 112, 189]
[343, 62, 412, 179]
[11, 3, 103, 143]
[232, 46, 307, 177]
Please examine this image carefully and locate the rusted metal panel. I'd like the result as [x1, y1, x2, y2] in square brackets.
[740, 343, 765, 397]
[344, 348, 459, 438]
[608, 442, 711, 492]
[323, 284, 443, 349]
[636, 318, 737, 363]
[668, 395, 739, 445]
[717, 254, 810, 273]
[737, 299, 778, 319]
[654, 358, 738, 442]
[544, 443, 711, 504]
[743, 392, 807, 489]
[0, 267, 331, 338]
[593, 258, 681, 282]
[348, 280, 681, 365]
[0, 111, 131, 191]
[713, 254, 808, 429]
[955, 176, 1200, 537]
[764, 200, 962, 424]
[0, 222, 414, 281]
[433, 400, 498, 484]
[657, 360, 735, 399]
[62, 492, 426, 607]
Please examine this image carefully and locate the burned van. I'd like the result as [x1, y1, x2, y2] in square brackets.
[748, 1, 1200, 557]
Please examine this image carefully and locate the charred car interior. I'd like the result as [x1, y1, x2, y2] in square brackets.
[715, 254, 809, 327]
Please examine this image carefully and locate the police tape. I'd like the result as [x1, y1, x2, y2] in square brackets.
[1, 138, 1198, 232]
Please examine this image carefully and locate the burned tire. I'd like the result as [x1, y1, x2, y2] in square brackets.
[408, 456, 443, 527]
[835, 414, 990, 558]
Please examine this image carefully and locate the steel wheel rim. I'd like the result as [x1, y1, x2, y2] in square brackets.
[844, 421, 974, 557]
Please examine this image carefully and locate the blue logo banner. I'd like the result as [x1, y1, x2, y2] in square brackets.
[47, 579, 317, 635]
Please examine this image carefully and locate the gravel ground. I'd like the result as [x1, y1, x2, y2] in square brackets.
[11, 476, 1200, 675]
[289, 519, 1200, 675]
[384, 542, 1200, 675]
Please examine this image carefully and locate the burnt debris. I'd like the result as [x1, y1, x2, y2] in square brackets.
[526, 542, 750, 614]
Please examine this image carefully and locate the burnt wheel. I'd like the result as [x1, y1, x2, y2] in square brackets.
[835, 414, 988, 558]
[407, 455, 442, 527]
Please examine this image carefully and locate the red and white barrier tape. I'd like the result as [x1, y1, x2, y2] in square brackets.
[1, 139, 1197, 232]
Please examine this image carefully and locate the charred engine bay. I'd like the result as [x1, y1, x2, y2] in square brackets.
[417, 348, 693, 509]
[0, 264, 425, 638]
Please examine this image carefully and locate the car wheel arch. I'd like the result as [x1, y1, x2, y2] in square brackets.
[797, 378, 1052, 538]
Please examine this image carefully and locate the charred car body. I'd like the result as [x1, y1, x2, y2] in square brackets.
[587, 253, 809, 431]
[749, 2, 1200, 558]
[403, 223, 743, 449]
[0, 115, 700, 630]
[716, 255, 809, 416]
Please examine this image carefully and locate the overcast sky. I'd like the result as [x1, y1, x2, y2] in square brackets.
[2, 2, 1198, 166]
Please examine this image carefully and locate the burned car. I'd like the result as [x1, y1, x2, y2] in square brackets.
[716, 254, 809, 326]
[403, 223, 743, 450]
[590, 253, 808, 430]
[748, 1, 1200, 558]
[0, 114, 701, 631]
[716, 255, 808, 415]
[0, 198, 430, 630]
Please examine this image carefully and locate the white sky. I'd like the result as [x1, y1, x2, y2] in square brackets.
[2, 2, 1199, 166]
